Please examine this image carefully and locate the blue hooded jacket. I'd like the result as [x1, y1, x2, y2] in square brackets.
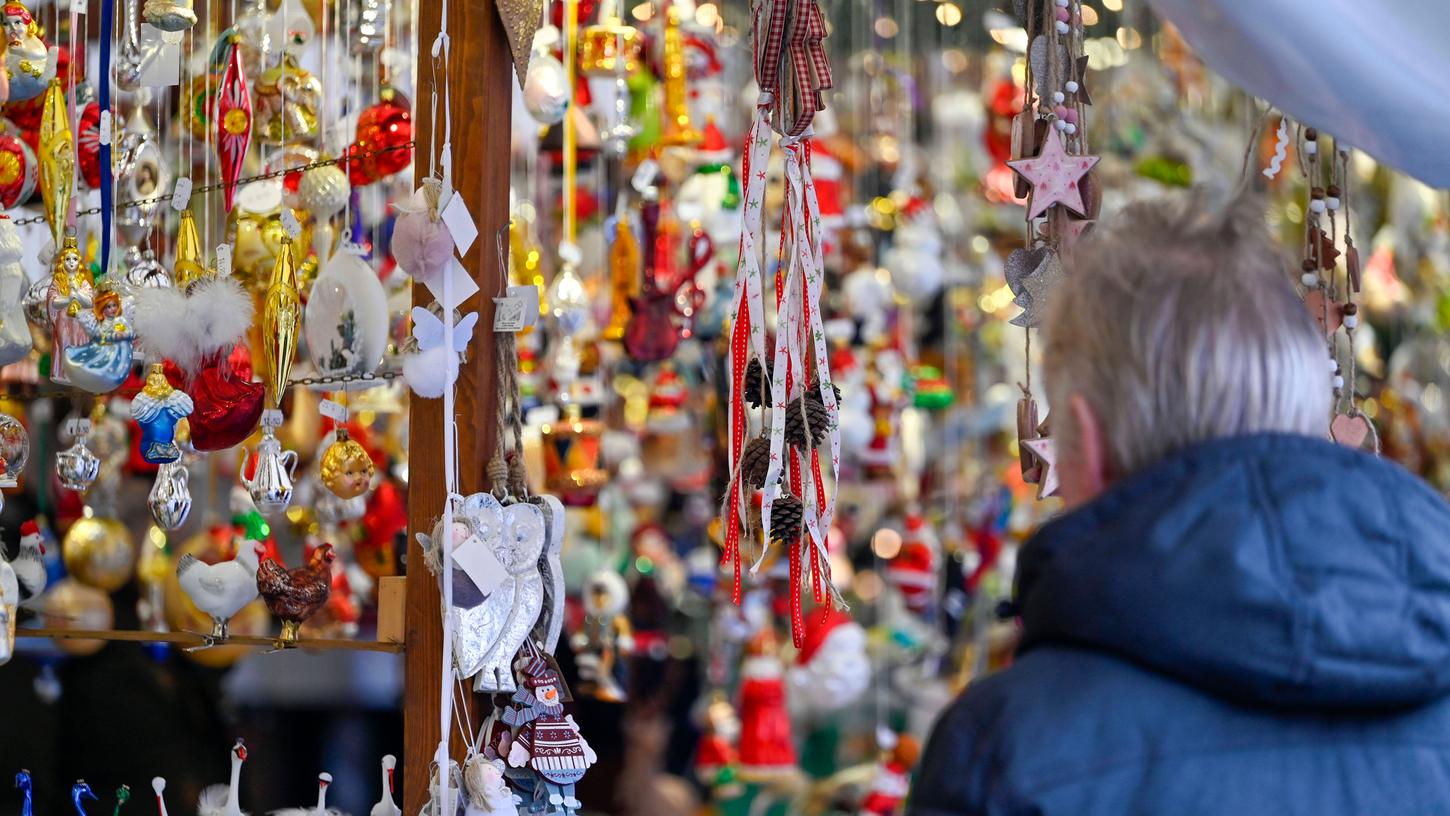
[910, 433, 1450, 815]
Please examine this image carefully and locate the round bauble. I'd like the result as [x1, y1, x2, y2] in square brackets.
[39, 579, 114, 656]
[63, 515, 136, 593]
[298, 165, 350, 222]
[304, 249, 388, 381]
[0, 133, 38, 209]
[524, 52, 569, 125]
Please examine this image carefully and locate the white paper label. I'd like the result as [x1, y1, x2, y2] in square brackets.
[64, 418, 92, 437]
[492, 296, 527, 333]
[280, 208, 302, 240]
[98, 110, 113, 146]
[215, 244, 233, 277]
[423, 257, 481, 309]
[261, 408, 284, 427]
[452, 534, 507, 597]
[440, 192, 478, 255]
[318, 399, 348, 422]
[70, 0, 86, 13]
[138, 24, 181, 87]
[170, 177, 193, 211]
[509, 284, 538, 327]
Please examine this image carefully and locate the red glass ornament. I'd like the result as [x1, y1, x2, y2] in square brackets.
[165, 348, 265, 452]
[214, 38, 252, 212]
[76, 101, 101, 189]
[0, 132, 38, 208]
[345, 93, 412, 187]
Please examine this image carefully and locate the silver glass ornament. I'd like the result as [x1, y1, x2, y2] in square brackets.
[23, 276, 52, 332]
[124, 247, 172, 289]
[148, 462, 191, 530]
[238, 411, 299, 517]
[114, 0, 167, 91]
[114, 108, 172, 247]
[142, 0, 197, 33]
[298, 166, 350, 223]
[56, 436, 101, 492]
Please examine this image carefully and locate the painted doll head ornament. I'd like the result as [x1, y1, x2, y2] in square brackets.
[320, 429, 374, 500]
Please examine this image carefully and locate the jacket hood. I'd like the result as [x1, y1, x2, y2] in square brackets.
[1017, 433, 1450, 709]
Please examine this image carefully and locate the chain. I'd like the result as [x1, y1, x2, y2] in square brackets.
[12, 141, 417, 226]
[286, 368, 404, 388]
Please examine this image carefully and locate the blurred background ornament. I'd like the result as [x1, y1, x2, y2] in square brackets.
[541, 404, 607, 505]
[142, 0, 197, 31]
[38, 577, 113, 656]
[56, 428, 100, 492]
[344, 89, 412, 186]
[254, 54, 321, 144]
[0, 215, 32, 365]
[523, 34, 568, 126]
[63, 512, 136, 593]
[579, 3, 641, 77]
[304, 247, 388, 381]
[228, 180, 314, 288]
[0, 410, 29, 487]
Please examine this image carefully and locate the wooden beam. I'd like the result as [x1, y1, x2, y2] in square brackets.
[15, 629, 403, 652]
[405, 0, 513, 812]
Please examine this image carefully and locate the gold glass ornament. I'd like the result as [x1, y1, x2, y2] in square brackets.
[320, 428, 374, 499]
[62, 512, 136, 593]
[254, 54, 322, 145]
[261, 237, 301, 407]
[181, 73, 217, 141]
[142, 0, 197, 32]
[579, 9, 642, 77]
[174, 209, 206, 288]
[228, 181, 314, 288]
[603, 217, 638, 341]
[38, 78, 74, 247]
[39, 578, 113, 656]
[659, 6, 701, 147]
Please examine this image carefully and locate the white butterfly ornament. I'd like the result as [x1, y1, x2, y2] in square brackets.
[403, 305, 480, 398]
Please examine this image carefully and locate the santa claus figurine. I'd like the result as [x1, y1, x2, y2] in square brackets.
[737, 624, 797, 779]
[503, 654, 598, 815]
[787, 608, 870, 718]
[693, 691, 743, 796]
[858, 733, 920, 816]
[885, 514, 940, 617]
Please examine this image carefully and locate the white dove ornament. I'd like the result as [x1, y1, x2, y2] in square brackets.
[473, 501, 546, 693]
[403, 306, 479, 399]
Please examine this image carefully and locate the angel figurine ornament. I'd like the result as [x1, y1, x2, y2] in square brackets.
[65, 286, 136, 394]
[46, 235, 95, 385]
[3, 2, 58, 102]
[402, 304, 479, 398]
[132, 363, 195, 464]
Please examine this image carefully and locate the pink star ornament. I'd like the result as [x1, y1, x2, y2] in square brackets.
[1022, 436, 1061, 500]
[1008, 128, 1100, 220]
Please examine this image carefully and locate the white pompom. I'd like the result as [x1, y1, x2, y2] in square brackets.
[1055, 20, 1070, 33]
[1064, 123, 1078, 135]
[402, 345, 460, 399]
[1333, 375, 1345, 389]
[1327, 197, 1340, 210]
[1327, 357, 1339, 371]
[1052, 91, 1065, 104]
[1301, 273, 1319, 287]
[1344, 314, 1359, 329]
[1065, 80, 1080, 93]
[1309, 199, 1326, 214]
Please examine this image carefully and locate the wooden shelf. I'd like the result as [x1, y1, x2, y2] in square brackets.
[16, 628, 404, 653]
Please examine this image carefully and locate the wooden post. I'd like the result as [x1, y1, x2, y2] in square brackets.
[405, 0, 514, 811]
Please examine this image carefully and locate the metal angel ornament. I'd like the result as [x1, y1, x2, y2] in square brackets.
[65, 285, 136, 394]
[132, 363, 195, 464]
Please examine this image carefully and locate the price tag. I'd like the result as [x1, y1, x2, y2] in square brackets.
[171, 177, 193, 211]
[215, 243, 233, 277]
[70, 0, 86, 13]
[98, 110, 113, 146]
[631, 159, 659, 192]
[64, 418, 92, 437]
[452, 534, 507, 597]
[318, 399, 348, 422]
[423, 257, 481, 308]
[261, 408, 284, 428]
[138, 24, 181, 87]
[510, 284, 539, 328]
[493, 295, 527, 333]
[280, 208, 302, 240]
[440, 192, 477, 255]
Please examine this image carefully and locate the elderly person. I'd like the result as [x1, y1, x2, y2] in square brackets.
[909, 193, 1450, 815]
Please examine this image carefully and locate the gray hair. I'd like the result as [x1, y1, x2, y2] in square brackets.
[1042, 190, 1332, 476]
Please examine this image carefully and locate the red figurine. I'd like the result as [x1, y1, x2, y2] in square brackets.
[736, 625, 796, 779]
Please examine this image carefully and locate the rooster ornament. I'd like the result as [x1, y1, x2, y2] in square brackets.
[256, 543, 334, 646]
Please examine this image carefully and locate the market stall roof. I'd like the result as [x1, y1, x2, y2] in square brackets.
[1148, 0, 1450, 188]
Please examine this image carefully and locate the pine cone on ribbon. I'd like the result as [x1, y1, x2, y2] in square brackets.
[785, 393, 831, 449]
[809, 377, 843, 406]
[770, 492, 805, 546]
[741, 436, 774, 489]
[743, 358, 767, 408]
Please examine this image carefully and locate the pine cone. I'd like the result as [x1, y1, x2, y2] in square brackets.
[770, 493, 805, 546]
[743, 358, 766, 408]
[809, 378, 843, 405]
[741, 436, 774, 489]
[784, 393, 831, 448]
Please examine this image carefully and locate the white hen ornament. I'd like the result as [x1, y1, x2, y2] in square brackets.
[177, 542, 261, 643]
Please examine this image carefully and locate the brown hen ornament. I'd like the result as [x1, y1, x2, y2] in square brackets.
[255, 543, 335, 646]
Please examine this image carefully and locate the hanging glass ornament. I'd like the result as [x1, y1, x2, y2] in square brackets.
[63, 512, 135, 592]
[261, 237, 301, 407]
[304, 247, 388, 382]
[239, 410, 299, 516]
[547, 259, 590, 336]
[64, 285, 136, 395]
[37, 78, 72, 248]
[148, 462, 191, 530]
[579, 3, 642, 77]
[523, 31, 568, 125]
[254, 54, 321, 145]
[124, 248, 170, 289]
[343, 90, 413, 186]
[298, 165, 349, 223]
[142, 0, 197, 32]
[0, 132, 38, 208]
[214, 35, 252, 212]
[77, 101, 101, 189]
[45, 233, 93, 386]
[114, 107, 171, 247]
[320, 428, 374, 500]
[56, 430, 100, 492]
[181, 73, 216, 141]
[132, 363, 194, 464]
[0, 412, 28, 489]
[658, 6, 702, 147]
[2, 2, 57, 103]
[603, 216, 638, 341]
[173, 209, 206, 288]
[228, 181, 313, 288]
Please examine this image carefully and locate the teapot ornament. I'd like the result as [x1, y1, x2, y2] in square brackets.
[56, 423, 100, 492]
[148, 461, 191, 530]
[131, 363, 194, 464]
[239, 410, 299, 516]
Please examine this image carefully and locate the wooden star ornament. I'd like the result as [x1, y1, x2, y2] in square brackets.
[1007, 128, 1100, 220]
[1022, 436, 1060, 499]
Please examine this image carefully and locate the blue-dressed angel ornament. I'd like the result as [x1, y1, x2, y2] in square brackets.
[64, 287, 135, 394]
[131, 363, 194, 464]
